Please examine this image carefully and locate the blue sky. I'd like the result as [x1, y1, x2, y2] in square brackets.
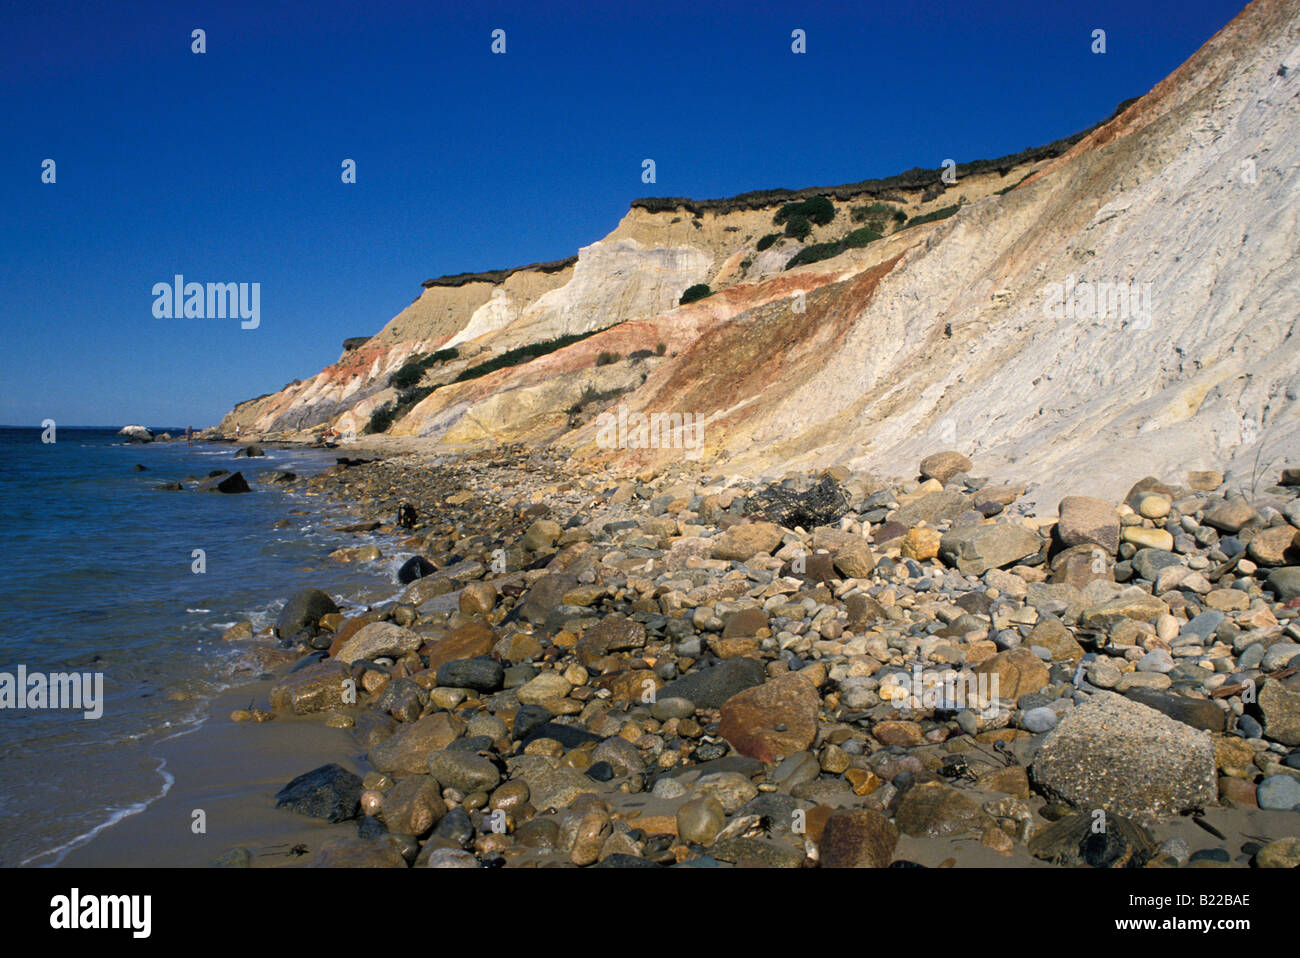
[0, 0, 1248, 427]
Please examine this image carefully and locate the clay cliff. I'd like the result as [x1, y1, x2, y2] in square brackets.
[222, 0, 1300, 508]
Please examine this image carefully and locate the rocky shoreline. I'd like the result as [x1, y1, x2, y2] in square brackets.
[211, 447, 1300, 868]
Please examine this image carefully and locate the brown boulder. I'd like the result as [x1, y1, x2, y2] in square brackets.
[973, 647, 1050, 701]
[1056, 496, 1120, 554]
[895, 782, 993, 837]
[380, 775, 447, 837]
[576, 614, 647, 668]
[269, 662, 352, 714]
[1247, 525, 1300, 567]
[422, 622, 497, 670]
[719, 672, 821, 762]
[711, 522, 784, 561]
[918, 451, 973, 482]
[818, 808, 898, 867]
[368, 712, 466, 775]
[722, 607, 769, 638]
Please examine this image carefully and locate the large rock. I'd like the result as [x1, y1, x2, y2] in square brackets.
[1265, 567, 1300, 602]
[918, 451, 972, 483]
[422, 622, 497, 669]
[1057, 496, 1120, 554]
[514, 572, 579, 625]
[575, 614, 646, 667]
[118, 424, 153, 441]
[1079, 589, 1169, 630]
[894, 782, 993, 837]
[676, 796, 726, 845]
[818, 808, 898, 867]
[972, 647, 1049, 701]
[939, 523, 1041, 575]
[718, 672, 821, 762]
[197, 470, 251, 493]
[332, 621, 422, 665]
[269, 661, 351, 714]
[1247, 525, 1300, 566]
[506, 755, 607, 810]
[435, 657, 504, 692]
[427, 750, 501, 794]
[1028, 812, 1156, 867]
[1031, 692, 1216, 825]
[1123, 688, 1226, 733]
[1203, 499, 1258, 534]
[657, 658, 767, 709]
[309, 837, 406, 868]
[274, 763, 362, 822]
[832, 540, 876, 579]
[1259, 680, 1300, 746]
[522, 519, 562, 553]
[1123, 477, 1176, 511]
[397, 555, 436, 584]
[380, 775, 447, 837]
[368, 713, 466, 775]
[711, 522, 784, 561]
[1025, 618, 1084, 662]
[890, 491, 968, 529]
[1131, 549, 1185, 581]
[276, 589, 339, 638]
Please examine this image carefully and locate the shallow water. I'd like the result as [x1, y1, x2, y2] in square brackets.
[0, 427, 404, 866]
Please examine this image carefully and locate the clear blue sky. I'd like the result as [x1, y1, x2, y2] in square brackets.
[0, 0, 1248, 427]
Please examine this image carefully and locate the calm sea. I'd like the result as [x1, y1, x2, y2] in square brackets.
[0, 427, 404, 866]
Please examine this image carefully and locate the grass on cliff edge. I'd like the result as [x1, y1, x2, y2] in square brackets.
[388, 347, 460, 390]
[784, 226, 883, 270]
[366, 327, 614, 433]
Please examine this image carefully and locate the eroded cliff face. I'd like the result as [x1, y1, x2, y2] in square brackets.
[223, 0, 1299, 508]
[694, 0, 1300, 509]
[220, 142, 1064, 440]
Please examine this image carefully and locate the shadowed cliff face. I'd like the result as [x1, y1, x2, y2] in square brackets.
[223, 0, 1299, 508]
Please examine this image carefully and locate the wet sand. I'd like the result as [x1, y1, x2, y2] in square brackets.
[61, 677, 362, 868]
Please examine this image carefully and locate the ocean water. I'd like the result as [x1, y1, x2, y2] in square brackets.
[0, 427, 406, 866]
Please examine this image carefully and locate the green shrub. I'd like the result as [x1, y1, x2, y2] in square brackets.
[903, 204, 961, 228]
[366, 402, 395, 434]
[756, 232, 781, 251]
[786, 243, 835, 269]
[628, 348, 654, 360]
[655, 342, 666, 356]
[396, 386, 435, 408]
[782, 214, 811, 241]
[388, 346, 461, 390]
[844, 226, 883, 248]
[783, 227, 881, 270]
[680, 283, 712, 305]
[450, 327, 609, 384]
[389, 360, 426, 391]
[850, 202, 906, 233]
[567, 384, 629, 415]
[994, 173, 1033, 196]
[596, 351, 621, 366]
[775, 195, 835, 227]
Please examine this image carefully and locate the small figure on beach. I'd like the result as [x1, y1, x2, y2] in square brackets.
[185, 426, 192, 445]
